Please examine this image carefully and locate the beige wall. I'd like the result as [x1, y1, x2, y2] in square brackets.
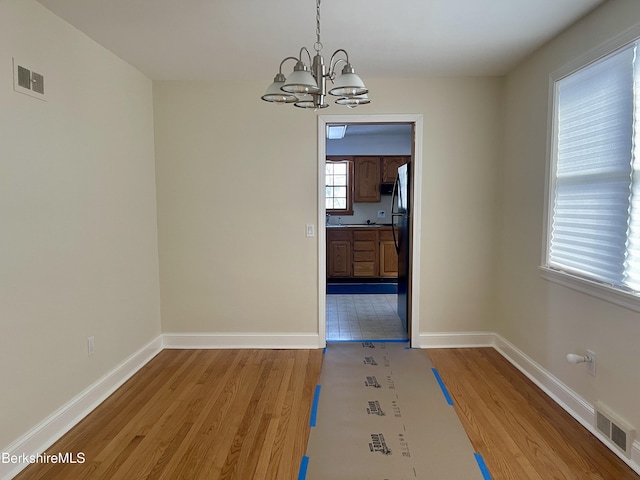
[14, 0, 637, 461]
[0, 0, 161, 449]
[153, 76, 503, 336]
[499, 0, 640, 431]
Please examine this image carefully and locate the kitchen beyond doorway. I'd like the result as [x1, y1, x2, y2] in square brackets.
[319, 114, 423, 346]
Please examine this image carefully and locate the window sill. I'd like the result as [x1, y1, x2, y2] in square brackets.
[539, 266, 640, 313]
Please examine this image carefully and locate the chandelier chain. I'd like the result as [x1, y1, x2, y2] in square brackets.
[314, 0, 322, 53]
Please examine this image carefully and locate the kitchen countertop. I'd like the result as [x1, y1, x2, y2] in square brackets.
[326, 224, 393, 228]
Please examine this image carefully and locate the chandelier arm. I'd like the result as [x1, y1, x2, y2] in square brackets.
[278, 56, 300, 73]
[328, 50, 349, 78]
[299, 47, 313, 66]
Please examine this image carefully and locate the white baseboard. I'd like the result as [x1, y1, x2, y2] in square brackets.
[492, 334, 594, 429]
[419, 331, 640, 476]
[0, 336, 163, 480]
[162, 332, 321, 349]
[418, 331, 497, 348]
[493, 334, 640, 476]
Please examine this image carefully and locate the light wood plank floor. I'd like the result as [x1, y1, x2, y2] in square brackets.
[13, 347, 639, 479]
[428, 347, 639, 480]
[14, 349, 323, 480]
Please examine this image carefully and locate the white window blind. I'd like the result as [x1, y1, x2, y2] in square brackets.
[625, 49, 640, 291]
[548, 42, 640, 291]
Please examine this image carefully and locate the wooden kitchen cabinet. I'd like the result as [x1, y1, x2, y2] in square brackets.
[379, 228, 399, 277]
[327, 229, 352, 277]
[326, 155, 409, 203]
[381, 156, 409, 184]
[353, 230, 378, 277]
[327, 227, 398, 279]
[353, 156, 381, 202]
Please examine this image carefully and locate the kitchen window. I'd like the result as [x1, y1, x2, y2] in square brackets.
[543, 35, 640, 308]
[325, 160, 353, 215]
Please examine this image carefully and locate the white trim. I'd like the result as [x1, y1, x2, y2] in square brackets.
[0, 336, 163, 480]
[317, 114, 424, 348]
[419, 331, 640, 475]
[162, 332, 321, 349]
[494, 334, 640, 475]
[550, 23, 640, 84]
[541, 67, 558, 269]
[418, 331, 497, 349]
[317, 118, 328, 349]
[541, 23, 640, 296]
[493, 334, 594, 425]
[410, 117, 424, 348]
[540, 266, 640, 313]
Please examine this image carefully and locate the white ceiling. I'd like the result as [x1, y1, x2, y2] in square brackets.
[37, 0, 605, 81]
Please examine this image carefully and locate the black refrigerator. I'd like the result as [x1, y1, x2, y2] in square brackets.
[391, 163, 410, 332]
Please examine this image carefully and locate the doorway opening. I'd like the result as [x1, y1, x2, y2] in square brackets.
[317, 114, 423, 348]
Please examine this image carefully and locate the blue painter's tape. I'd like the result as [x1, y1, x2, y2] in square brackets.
[474, 453, 492, 479]
[298, 455, 309, 480]
[310, 385, 321, 427]
[431, 368, 454, 406]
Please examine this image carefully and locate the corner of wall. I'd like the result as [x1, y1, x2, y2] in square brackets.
[0, 336, 163, 480]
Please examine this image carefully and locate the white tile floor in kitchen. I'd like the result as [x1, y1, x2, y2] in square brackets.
[326, 294, 407, 341]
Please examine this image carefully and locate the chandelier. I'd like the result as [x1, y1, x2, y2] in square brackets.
[261, 0, 370, 109]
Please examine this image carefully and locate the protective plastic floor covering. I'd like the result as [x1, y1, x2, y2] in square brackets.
[303, 341, 486, 480]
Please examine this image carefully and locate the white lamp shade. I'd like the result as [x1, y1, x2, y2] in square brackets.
[282, 69, 320, 94]
[262, 78, 298, 103]
[329, 71, 368, 97]
[335, 93, 370, 107]
[294, 93, 329, 109]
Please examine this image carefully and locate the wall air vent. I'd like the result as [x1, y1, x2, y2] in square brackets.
[595, 402, 636, 458]
[12, 58, 46, 100]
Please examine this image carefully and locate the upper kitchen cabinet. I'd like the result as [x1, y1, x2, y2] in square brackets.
[353, 156, 381, 203]
[381, 156, 409, 184]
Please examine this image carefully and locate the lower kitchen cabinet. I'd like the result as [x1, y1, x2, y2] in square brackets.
[327, 230, 352, 277]
[353, 230, 377, 277]
[327, 227, 398, 279]
[379, 228, 399, 277]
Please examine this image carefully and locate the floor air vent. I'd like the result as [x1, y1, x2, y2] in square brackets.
[595, 402, 635, 457]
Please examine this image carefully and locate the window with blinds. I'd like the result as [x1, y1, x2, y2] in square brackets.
[547, 39, 640, 293]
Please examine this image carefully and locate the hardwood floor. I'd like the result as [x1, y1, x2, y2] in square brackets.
[13, 349, 323, 480]
[428, 347, 639, 480]
[13, 347, 639, 479]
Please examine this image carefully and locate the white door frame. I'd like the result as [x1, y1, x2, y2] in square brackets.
[317, 114, 423, 348]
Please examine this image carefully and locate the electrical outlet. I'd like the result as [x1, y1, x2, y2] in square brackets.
[378, 210, 385, 218]
[587, 350, 596, 376]
[88, 336, 95, 356]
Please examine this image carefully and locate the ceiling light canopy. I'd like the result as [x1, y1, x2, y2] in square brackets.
[261, 0, 369, 110]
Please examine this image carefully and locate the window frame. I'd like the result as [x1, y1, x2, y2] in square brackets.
[325, 156, 354, 216]
[541, 25, 640, 312]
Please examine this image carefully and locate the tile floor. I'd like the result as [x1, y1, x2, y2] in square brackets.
[326, 294, 407, 341]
